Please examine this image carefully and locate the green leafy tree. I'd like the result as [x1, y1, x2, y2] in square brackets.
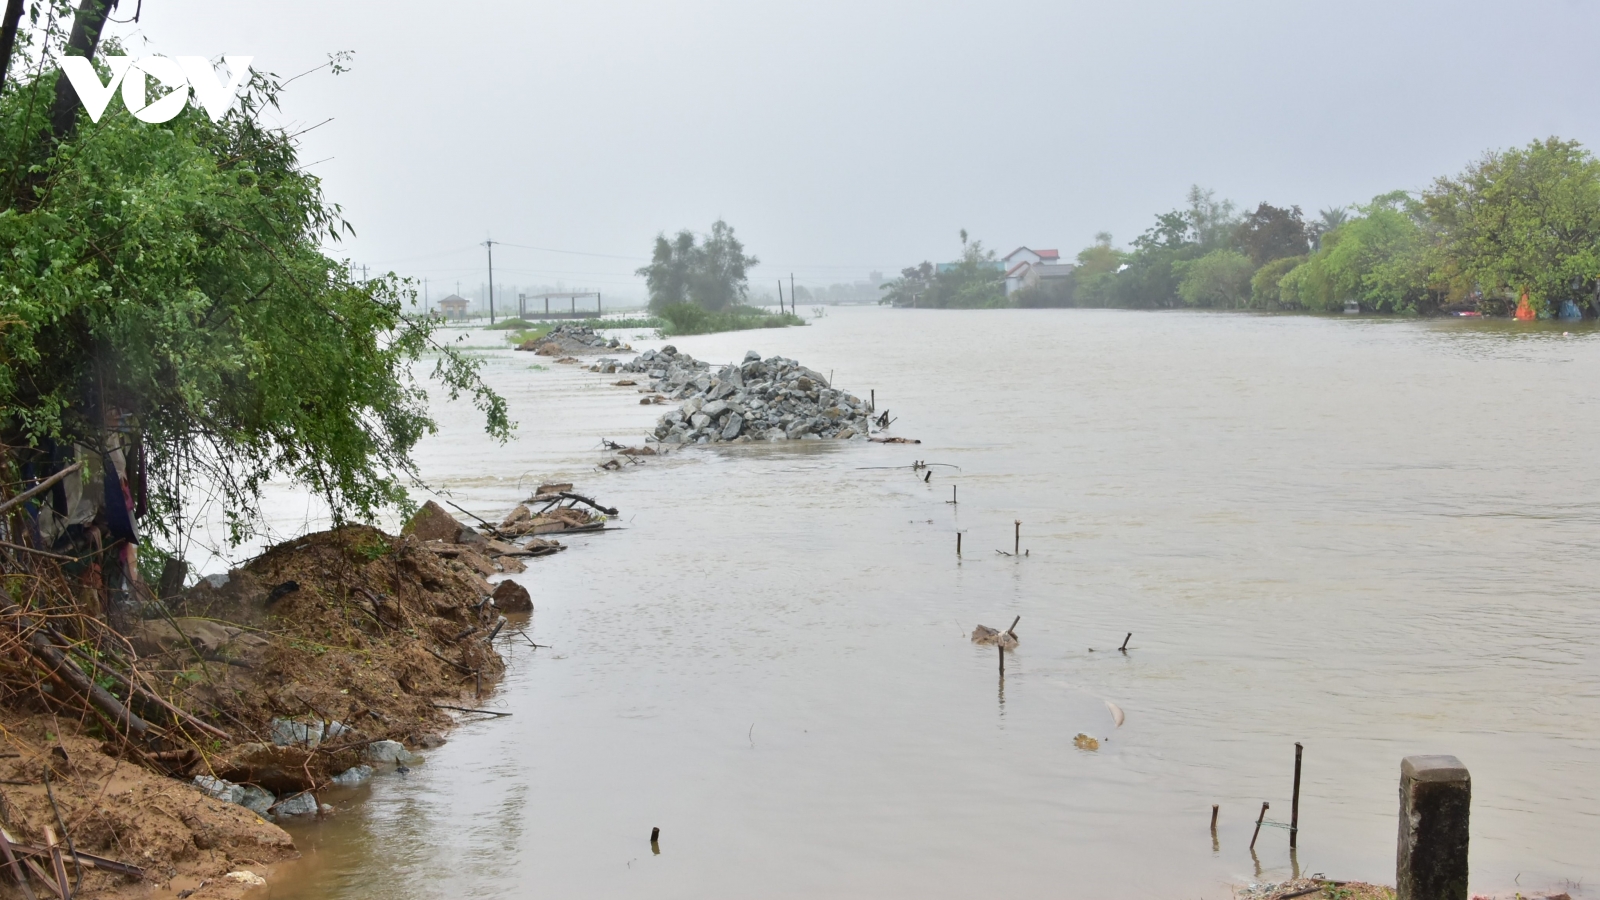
[1249, 255, 1305, 309]
[1278, 196, 1438, 314]
[637, 231, 698, 309]
[879, 262, 934, 306]
[1175, 249, 1254, 308]
[636, 219, 758, 312]
[1074, 232, 1123, 277]
[1, 35, 507, 542]
[1423, 137, 1600, 314]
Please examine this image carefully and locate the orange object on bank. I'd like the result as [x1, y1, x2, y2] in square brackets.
[1515, 293, 1536, 320]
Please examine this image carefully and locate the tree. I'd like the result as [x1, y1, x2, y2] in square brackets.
[1074, 232, 1123, 277]
[1423, 137, 1600, 315]
[1175, 249, 1254, 308]
[1277, 197, 1438, 314]
[1, 41, 508, 542]
[1308, 206, 1348, 250]
[881, 235, 1004, 308]
[638, 231, 698, 309]
[1186, 186, 1240, 251]
[636, 219, 758, 312]
[879, 262, 933, 306]
[1249, 255, 1305, 309]
[1235, 203, 1310, 265]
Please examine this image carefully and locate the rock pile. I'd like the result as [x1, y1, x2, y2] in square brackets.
[621, 346, 871, 444]
[516, 323, 629, 355]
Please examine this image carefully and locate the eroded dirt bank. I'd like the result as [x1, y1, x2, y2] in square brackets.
[0, 489, 608, 898]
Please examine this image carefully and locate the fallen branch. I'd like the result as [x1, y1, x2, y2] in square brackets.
[0, 463, 82, 517]
[422, 646, 472, 675]
[0, 542, 76, 563]
[557, 492, 618, 516]
[5, 605, 150, 741]
[432, 704, 512, 718]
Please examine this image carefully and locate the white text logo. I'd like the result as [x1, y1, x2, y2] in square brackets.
[58, 55, 253, 124]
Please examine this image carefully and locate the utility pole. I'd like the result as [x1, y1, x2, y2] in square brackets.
[482, 239, 498, 324]
[778, 279, 785, 315]
[790, 273, 796, 315]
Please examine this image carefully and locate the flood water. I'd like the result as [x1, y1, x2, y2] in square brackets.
[264, 307, 1599, 899]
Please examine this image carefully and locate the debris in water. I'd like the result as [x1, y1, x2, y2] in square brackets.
[1106, 701, 1125, 727]
[1073, 733, 1100, 751]
[971, 620, 1019, 650]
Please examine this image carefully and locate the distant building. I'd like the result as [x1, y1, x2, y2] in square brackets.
[438, 295, 469, 320]
[1002, 247, 1061, 269]
[1002, 246, 1070, 295]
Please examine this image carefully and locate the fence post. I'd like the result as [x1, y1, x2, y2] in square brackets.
[1397, 755, 1470, 900]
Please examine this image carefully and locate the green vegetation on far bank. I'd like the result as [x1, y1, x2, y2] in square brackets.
[884, 137, 1600, 319]
[656, 303, 805, 336]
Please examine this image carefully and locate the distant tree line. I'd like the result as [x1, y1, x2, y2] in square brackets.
[895, 138, 1600, 317]
[879, 230, 1008, 309]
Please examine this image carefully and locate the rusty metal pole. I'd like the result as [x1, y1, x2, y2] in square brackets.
[1291, 742, 1303, 849]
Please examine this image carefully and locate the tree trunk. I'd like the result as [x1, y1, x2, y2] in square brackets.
[48, 0, 117, 140]
[0, 0, 25, 95]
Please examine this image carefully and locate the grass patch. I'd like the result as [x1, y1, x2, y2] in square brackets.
[503, 324, 554, 345]
[486, 317, 537, 330]
[572, 316, 661, 330]
[656, 303, 805, 336]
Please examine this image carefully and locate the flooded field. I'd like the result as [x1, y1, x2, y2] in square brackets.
[262, 307, 1599, 899]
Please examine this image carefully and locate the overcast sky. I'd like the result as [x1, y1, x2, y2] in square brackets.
[106, 0, 1600, 301]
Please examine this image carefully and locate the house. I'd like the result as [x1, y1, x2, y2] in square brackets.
[1001, 247, 1070, 295]
[1002, 247, 1061, 269]
[1016, 261, 1075, 293]
[438, 295, 469, 320]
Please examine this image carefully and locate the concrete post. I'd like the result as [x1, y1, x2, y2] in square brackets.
[1397, 755, 1470, 900]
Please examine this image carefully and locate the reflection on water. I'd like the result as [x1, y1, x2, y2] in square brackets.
[264, 309, 1598, 899]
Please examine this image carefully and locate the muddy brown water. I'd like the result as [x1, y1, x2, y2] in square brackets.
[237, 307, 1597, 899]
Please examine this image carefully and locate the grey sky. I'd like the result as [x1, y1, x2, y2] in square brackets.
[112, 0, 1600, 301]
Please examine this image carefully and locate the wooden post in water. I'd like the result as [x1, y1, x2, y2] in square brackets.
[1211, 804, 1219, 829]
[1119, 633, 1132, 652]
[952, 485, 957, 504]
[1014, 520, 1020, 556]
[956, 532, 962, 556]
[1249, 802, 1269, 849]
[1291, 742, 1303, 849]
[870, 389, 875, 412]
